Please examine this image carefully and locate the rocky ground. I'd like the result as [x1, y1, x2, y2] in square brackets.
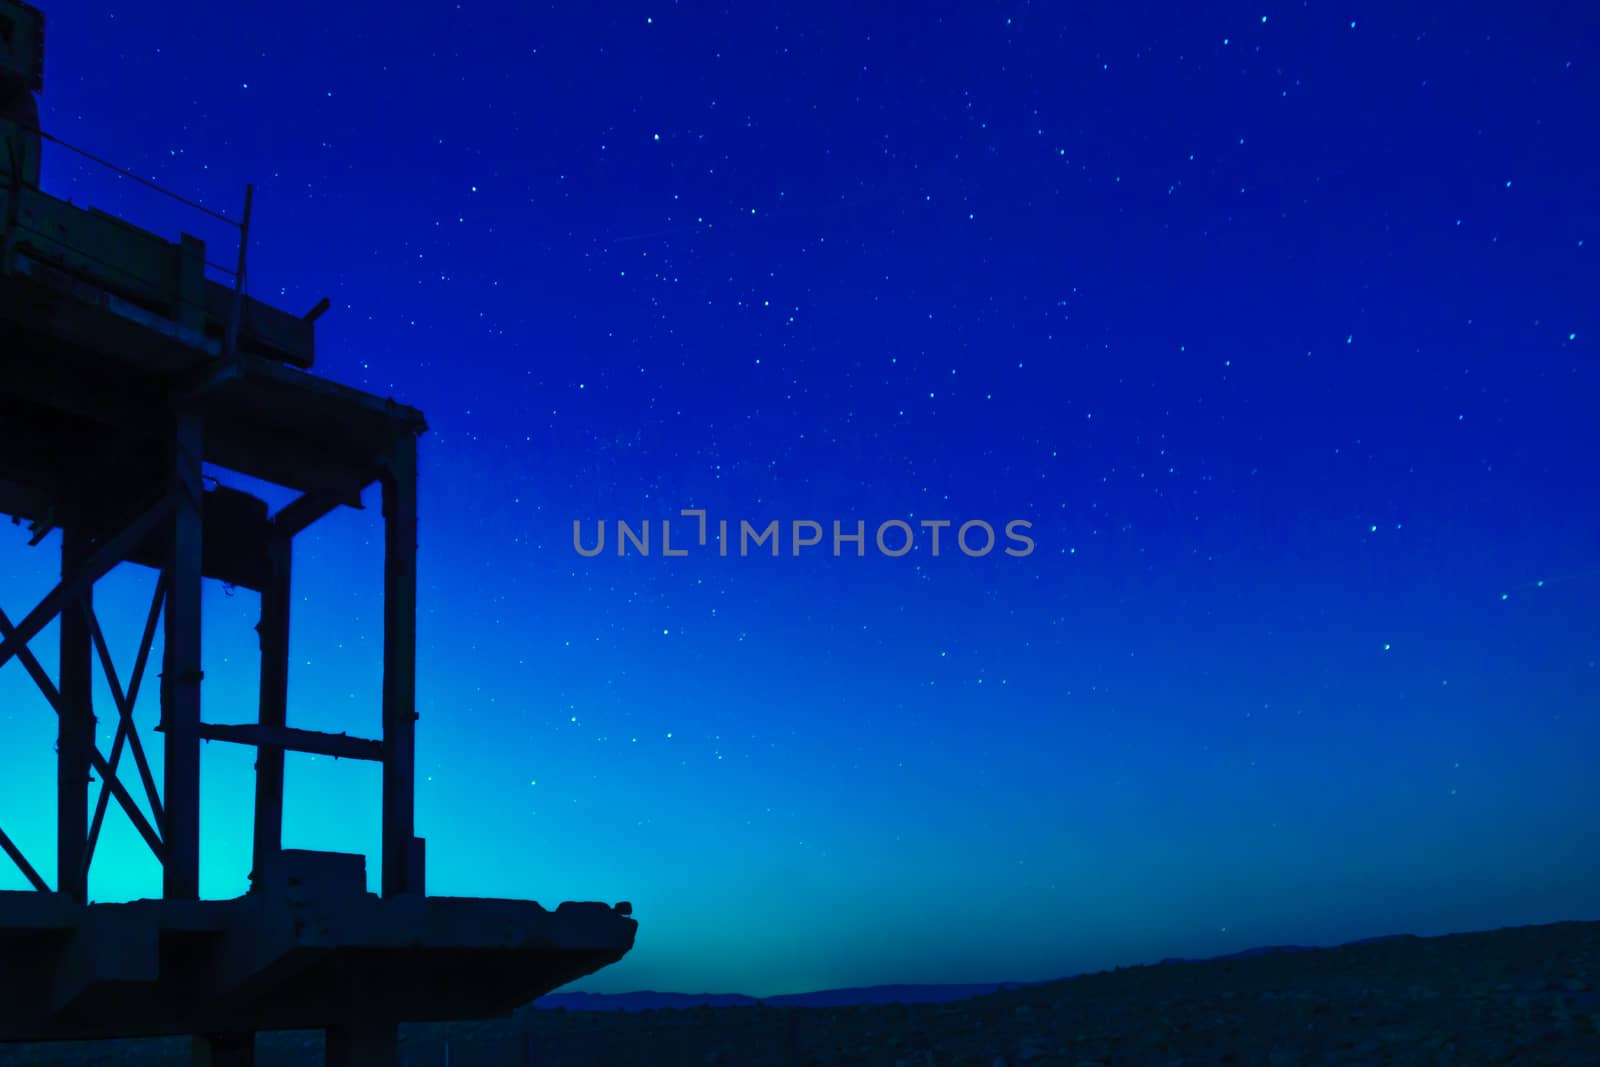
[1, 920, 1597, 1065]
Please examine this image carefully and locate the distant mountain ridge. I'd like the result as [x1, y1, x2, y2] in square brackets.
[534, 933, 1425, 1011]
[534, 983, 1044, 1012]
[1155, 933, 1420, 965]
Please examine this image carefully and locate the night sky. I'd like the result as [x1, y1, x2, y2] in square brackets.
[1, 0, 1598, 999]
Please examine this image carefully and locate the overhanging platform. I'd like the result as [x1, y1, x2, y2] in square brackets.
[0, 873, 637, 1042]
[2, 9, 639, 1061]
[0, 250, 428, 509]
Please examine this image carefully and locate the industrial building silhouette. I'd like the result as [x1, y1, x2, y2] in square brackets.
[0, 2, 636, 1062]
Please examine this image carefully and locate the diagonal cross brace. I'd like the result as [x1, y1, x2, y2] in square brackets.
[84, 590, 165, 822]
[0, 603, 167, 866]
[0, 495, 174, 673]
[0, 821, 50, 892]
[83, 575, 168, 875]
[273, 487, 359, 538]
[0, 501, 176, 873]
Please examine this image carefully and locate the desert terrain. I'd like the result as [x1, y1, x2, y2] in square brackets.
[0, 920, 1596, 1065]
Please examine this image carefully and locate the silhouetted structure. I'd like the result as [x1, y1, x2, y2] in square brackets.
[0, 3, 636, 1063]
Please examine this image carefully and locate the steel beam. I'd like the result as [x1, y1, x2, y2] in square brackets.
[273, 487, 359, 539]
[380, 435, 418, 898]
[82, 583, 167, 877]
[0, 822, 49, 892]
[204, 431, 379, 501]
[85, 598, 164, 830]
[0, 604, 166, 863]
[161, 411, 204, 900]
[0, 493, 173, 673]
[251, 533, 289, 889]
[57, 527, 93, 903]
[204, 723, 381, 763]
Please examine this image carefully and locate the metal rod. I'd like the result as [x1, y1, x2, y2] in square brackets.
[87, 748, 166, 862]
[0, 822, 49, 893]
[28, 125, 242, 227]
[84, 714, 131, 876]
[124, 573, 169, 732]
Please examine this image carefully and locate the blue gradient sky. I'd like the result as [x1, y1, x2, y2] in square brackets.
[1, 0, 1597, 997]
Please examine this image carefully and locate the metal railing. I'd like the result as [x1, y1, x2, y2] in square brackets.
[2, 121, 254, 357]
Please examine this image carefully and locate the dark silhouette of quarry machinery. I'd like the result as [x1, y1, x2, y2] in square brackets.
[0, 3, 636, 1062]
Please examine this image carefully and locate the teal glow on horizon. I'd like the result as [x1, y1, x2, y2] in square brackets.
[0, 0, 1596, 999]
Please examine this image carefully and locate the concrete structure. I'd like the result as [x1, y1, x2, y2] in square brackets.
[0, 2, 637, 1062]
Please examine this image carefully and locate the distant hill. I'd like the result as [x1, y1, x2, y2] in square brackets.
[1156, 933, 1423, 966]
[538, 933, 1431, 1011]
[1157, 945, 1313, 965]
[537, 992, 760, 1011]
[764, 983, 1044, 1009]
[535, 982, 1044, 1012]
[2, 920, 1589, 1065]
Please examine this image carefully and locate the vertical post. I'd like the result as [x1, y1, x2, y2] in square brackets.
[162, 411, 204, 900]
[176, 234, 207, 335]
[57, 524, 93, 903]
[2, 136, 20, 275]
[250, 531, 290, 890]
[380, 436, 418, 897]
[223, 183, 253, 361]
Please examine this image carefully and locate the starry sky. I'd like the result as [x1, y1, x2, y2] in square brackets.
[1, 0, 1597, 998]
